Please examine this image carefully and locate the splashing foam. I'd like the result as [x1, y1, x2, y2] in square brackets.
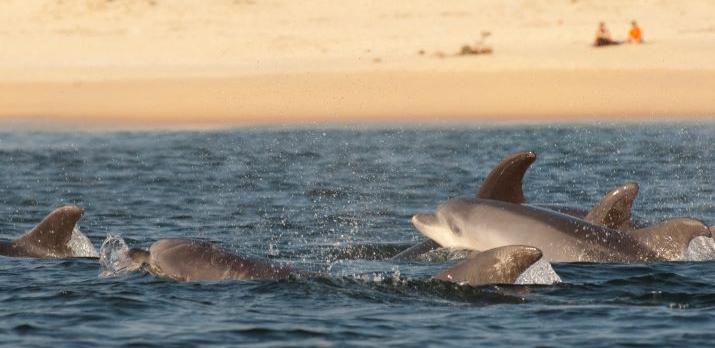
[67, 226, 99, 258]
[515, 260, 561, 285]
[98, 234, 137, 278]
[684, 236, 715, 261]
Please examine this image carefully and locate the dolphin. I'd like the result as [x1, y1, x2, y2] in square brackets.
[0, 205, 96, 258]
[433, 245, 543, 286]
[540, 181, 646, 230]
[125, 239, 299, 282]
[393, 151, 644, 260]
[392, 151, 536, 260]
[412, 197, 710, 262]
[124, 238, 547, 286]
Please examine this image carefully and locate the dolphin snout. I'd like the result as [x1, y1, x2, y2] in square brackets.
[411, 213, 439, 230]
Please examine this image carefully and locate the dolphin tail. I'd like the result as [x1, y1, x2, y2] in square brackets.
[585, 182, 639, 230]
[630, 218, 710, 261]
[11, 205, 85, 257]
[433, 245, 543, 286]
[477, 151, 537, 204]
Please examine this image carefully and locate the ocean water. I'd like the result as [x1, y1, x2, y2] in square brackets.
[0, 124, 713, 347]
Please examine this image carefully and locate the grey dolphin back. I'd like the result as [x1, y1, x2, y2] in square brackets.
[585, 182, 639, 230]
[477, 151, 537, 204]
[391, 239, 441, 261]
[10, 205, 84, 258]
[629, 218, 711, 260]
[144, 239, 295, 281]
[433, 245, 543, 286]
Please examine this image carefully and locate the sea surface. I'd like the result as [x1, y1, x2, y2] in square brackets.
[0, 124, 714, 347]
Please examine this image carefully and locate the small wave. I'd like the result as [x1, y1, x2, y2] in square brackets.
[413, 248, 473, 263]
[684, 236, 715, 261]
[515, 260, 562, 285]
[67, 226, 99, 258]
[98, 234, 139, 278]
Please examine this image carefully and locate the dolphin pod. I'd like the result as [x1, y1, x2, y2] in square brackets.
[1, 151, 712, 285]
[0, 205, 97, 258]
[393, 152, 647, 260]
[121, 238, 543, 286]
[412, 198, 709, 262]
[409, 151, 712, 262]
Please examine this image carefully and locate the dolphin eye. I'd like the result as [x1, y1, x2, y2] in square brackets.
[449, 221, 462, 235]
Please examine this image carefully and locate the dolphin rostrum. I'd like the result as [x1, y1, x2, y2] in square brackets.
[0, 205, 97, 258]
[412, 198, 710, 262]
[124, 238, 547, 285]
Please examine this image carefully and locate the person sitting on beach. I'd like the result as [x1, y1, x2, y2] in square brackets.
[594, 22, 620, 46]
[628, 20, 643, 44]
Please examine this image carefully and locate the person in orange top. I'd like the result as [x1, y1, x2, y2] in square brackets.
[628, 20, 643, 43]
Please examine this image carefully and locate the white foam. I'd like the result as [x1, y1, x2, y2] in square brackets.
[515, 259, 561, 285]
[67, 226, 99, 258]
[684, 236, 715, 261]
[98, 234, 137, 278]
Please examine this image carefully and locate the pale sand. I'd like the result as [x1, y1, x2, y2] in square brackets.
[1, 0, 714, 128]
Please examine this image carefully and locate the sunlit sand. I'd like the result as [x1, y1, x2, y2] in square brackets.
[1, 0, 714, 129]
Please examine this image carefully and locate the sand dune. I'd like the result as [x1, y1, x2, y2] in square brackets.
[1, 0, 714, 128]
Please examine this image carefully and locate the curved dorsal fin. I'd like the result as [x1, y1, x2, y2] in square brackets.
[585, 182, 639, 230]
[629, 218, 710, 261]
[477, 151, 537, 204]
[433, 245, 543, 286]
[12, 205, 84, 258]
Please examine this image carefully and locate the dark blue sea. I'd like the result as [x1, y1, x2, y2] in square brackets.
[0, 124, 714, 347]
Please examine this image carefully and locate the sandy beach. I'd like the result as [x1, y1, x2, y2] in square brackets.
[1, 0, 714, 129]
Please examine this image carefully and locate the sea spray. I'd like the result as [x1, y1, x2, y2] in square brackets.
[516, 260, 561, 285]
[67, 226, 99, 258]
[98, 234, 136, 278]
[684, 236, 715, 261]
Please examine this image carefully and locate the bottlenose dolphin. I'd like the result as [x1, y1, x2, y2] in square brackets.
[125, 239, 298, 282]
[392, 151, 537, 260]
[0, 205, 96, 258]
[433, 245, 543, 286]
[393, 152, 643, 260]
[412, 198, 710, 262]
[124, 238, 546, 285]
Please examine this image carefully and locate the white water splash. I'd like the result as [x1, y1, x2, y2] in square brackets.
[515, 260, 561, 285]
[684, 236, 715, 261]
[416, 248, 473, 263]
[67, 226, 99, 258]
[98, 234, 138, 278]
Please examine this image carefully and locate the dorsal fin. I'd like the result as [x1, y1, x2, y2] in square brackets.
[433, 245, 542, 286]
[11, 205, 84, 258]
[477, 151, 537, 204]
[629, 218, 710, 261]
[585, 182, 639, 230]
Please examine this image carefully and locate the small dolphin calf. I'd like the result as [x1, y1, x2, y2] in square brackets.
[0, 205, 97, 258]
[123, 238, 547, 286]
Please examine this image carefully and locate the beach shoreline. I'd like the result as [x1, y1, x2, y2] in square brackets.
[1, 0, 714, 129]
[1, 68, 713, 130]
